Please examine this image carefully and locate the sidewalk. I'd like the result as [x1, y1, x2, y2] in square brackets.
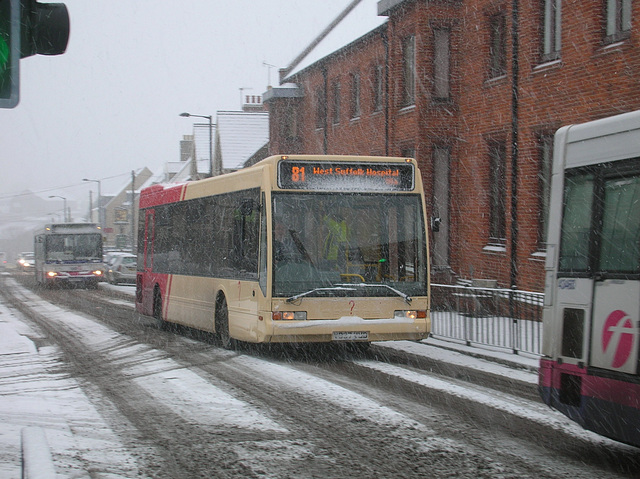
[371, 336, 540, 401]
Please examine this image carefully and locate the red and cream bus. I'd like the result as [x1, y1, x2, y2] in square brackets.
[136, 155, 430, 348]
[539, 111, 640, 447]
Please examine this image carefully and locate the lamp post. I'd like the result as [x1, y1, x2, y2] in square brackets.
[180, 112, 214, 177]
[48, 195, 68, 222]
[82, 178, 103, 231]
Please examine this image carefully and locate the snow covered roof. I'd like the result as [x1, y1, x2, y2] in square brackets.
[215, 111, 269, 171]
[283, 0, 387, 81]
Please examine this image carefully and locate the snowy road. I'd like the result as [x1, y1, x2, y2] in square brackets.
[1, 273, 638, 478]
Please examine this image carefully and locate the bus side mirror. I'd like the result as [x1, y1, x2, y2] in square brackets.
[431, 217, 441, 232]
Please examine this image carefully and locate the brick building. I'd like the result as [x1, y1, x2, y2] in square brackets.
[264, 0, 640, 292]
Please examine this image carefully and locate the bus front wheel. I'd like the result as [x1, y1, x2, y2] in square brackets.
[153, 287, 168, 330]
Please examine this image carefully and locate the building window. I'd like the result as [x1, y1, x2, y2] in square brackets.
[433, 28, 451, 100]
[542, 0, 562, 62]
[283, 103, 298, 139]
[373, 64, 383, 112]
[332, 80, 341, 124]
[351, 73, 361, 119]
[489, 13, 507, 79]
[538, 134, 553, 248]
[315, 87, 326, 129]
[488, 140, 507, 244]
[401, 35, 416, 106]
[605, 0, 632, 42]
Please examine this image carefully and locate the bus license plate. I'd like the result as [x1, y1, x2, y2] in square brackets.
[332, 331, 369, 341]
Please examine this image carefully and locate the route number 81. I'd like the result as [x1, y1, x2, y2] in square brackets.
[291, 166, 306, 183]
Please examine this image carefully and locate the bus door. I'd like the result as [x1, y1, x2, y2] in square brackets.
[138, 209, 155, 310]
[589, 168, 640, 375]
[556, 166, 640, 374]
[143, 209, 155, 272]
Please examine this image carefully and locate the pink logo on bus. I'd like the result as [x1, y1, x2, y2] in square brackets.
[602, 310, 636, 368]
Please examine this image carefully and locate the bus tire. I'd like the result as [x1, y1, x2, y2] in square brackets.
[216, 297, 235, 350]
[153, 287, 168, 331]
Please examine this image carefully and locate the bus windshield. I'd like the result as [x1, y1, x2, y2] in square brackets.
[45, 234, 103, 262]
[272, 192, 427, 298]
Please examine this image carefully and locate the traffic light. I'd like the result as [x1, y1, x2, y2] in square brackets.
[20, 1, 69, 58]
[0, 0, 68, 109]
[0, 0, 20, 108]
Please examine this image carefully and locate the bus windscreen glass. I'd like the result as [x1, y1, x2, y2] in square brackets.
[272, 192, 427, 297]
[45, 234, 103, 261]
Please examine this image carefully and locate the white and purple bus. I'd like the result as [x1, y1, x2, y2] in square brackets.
[539, 110, 640, 447]
[34, 223, 104, 288]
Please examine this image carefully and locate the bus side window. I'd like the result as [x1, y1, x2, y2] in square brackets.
[259, 194, 267, 294]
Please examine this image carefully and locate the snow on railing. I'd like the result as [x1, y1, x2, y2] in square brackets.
[430, 283, 544, 356]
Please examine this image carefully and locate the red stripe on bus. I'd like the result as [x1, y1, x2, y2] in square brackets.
[540, 359, 640, 410]
[139, 183, 188, 209]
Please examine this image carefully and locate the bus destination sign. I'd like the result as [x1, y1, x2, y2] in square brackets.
[278, 160, 415, 191]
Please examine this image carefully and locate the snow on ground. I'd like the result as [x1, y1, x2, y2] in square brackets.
[0, 278, 625, 475]
[0, 282, 292, 476]
[0, 301, 142, 478]
[378, 339, 539, 383]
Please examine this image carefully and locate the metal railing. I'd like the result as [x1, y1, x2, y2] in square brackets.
[430, 282, 544, 356]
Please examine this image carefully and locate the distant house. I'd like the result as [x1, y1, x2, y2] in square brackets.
[163, 98, 269, 181]
[93, 167, 153, 250]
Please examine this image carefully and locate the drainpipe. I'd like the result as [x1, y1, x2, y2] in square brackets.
[323, 67, 328, 154]
[510, 0, 520, 289]
[509, 0, 520, 353]
[383, 27, 390, 156]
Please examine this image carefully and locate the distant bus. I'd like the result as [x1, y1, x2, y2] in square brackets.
[34, 223, 104, 288]
[539, 110, 640, 447]
[136, 155, 430, 348]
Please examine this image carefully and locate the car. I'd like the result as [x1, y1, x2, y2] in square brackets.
[17, 252, 35, 272]
[105, 253, 136, 284]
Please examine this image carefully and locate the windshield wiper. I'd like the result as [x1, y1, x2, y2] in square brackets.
[336, 283, 413, 305]
[286, 286, 357, 304]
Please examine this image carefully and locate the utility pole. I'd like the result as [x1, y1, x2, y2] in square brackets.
[130, 170, 135, 253]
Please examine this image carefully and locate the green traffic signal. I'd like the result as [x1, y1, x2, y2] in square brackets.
[0, 0, 69, 109]
[0, 0, 19, 108]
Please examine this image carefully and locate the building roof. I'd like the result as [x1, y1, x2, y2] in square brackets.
[215, 111, 269, 171]
[283, 0, 387, 81]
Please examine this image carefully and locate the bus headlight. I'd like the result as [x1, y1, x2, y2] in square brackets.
[272, 311, 307, 321]
[395, 310, 427, 320]
[47, 271, 58, 277]
[93, 270, 103, 276]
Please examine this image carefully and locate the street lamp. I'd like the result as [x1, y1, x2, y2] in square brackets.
[82, 178, 103, 231]
[48, 195, 68, 222]
[180, 112, 214, 177]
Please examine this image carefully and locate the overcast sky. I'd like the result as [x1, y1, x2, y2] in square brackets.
[0, 0, 358, 202]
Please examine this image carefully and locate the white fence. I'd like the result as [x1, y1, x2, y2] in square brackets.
[430, 283, 544, 356]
